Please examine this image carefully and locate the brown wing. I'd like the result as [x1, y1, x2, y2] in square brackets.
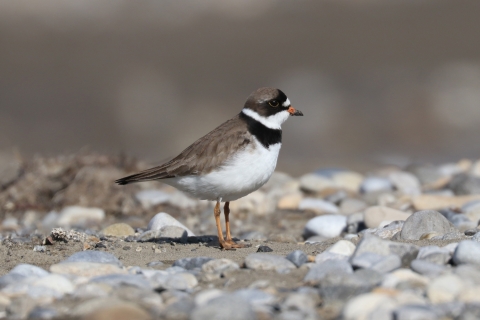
[115, 114, 252, 185]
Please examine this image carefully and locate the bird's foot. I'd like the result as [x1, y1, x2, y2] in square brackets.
[219, 239, 249, 250]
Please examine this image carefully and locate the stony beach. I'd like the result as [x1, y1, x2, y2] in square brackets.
[1, 153, 480, 319]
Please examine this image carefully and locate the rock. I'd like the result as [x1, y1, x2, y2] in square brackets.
[195, 289, 224, 306]
[9, 264, 49, 278]
[346, 212, 365, 234]
[229, 190, 275, 215]
[257, 245, 273, 252]
[234, 289, 277, 312]
[339, 198, 367, 215]
[417, 246, 451, 265]
[31, 274, 75, 296]
[449, 173, 480, 195]
[51, 262, 126, 277]
[91, 274, 151, 290]
[331, 171, 363, 192]
[400, 210, 457, 240]
[135, 189, 171, 208]
[305, 236, 329, 244]
[277, 192, 303, 210]
[154, 272, 198, 291]
[303, 215, 347, 239]
[363, 206, 411, 228]
[360, 176, 393, 194]
[298, 198, 339, 214]
[350, 253, 401, 274]
[388, 171, 421, 195]
[327, 240, 356, 256]
[286, 250, 308, 267]
[239, 231, 267, 241]
[147, 212, 194, 236]
[244, 253, 296, 273]
[412, 194, 480, 211]
[382, 269, 429, 290]
[138, 226, 188, 242]
[101, 223, 135, 237]
[410, 259, 446, 277]
[427, 274, 465, 304]
[57, 206, 105, 227]
[201, 259, 239, 275]
[299, 173, 334, 193]
[76, 299, 152, 320]
[393, 305, 438, 320]
[473, 231, 480, 242]
[33, 245, 46, 252]
[343, 293, 395, 320]
[373, 221, 404, 239]
[315, 251, 349, 264]
[304, 260, 353, 284]
[28, 307, 59, 320]
[173, 257, 213, 270]
[351, 234, 419, 267]
[452, 240, 480, 265]
[62, 251, 122, 267]
[191, 295, 256, 320]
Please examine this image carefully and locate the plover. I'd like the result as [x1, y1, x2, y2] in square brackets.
[116, 87, 303, 249]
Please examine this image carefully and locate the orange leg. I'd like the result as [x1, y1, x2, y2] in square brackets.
[214, 201, 234, 250]
[224, 202, 245, 248]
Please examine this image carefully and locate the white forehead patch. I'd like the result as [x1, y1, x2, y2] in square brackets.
[282, 98, 291, 107]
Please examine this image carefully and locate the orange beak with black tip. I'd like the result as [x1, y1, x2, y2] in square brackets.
[288, 106, 303, 116]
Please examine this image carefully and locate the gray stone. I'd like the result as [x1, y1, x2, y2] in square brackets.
[410, 259, 447, 277]
[351, 234, 419, 267]
[449, 173, 480, 195]
[364, 206, 411, 228]
[239, 231, 267, 241]
[298, 198, 339, 214]
[303, 215, 347, 239]
[147, 212, 195, 236]
[61, 251, 122, 267]
[318, 269, 382, 302]
[90, 274, 151, 290]
[454, 265, 480, 286]
[28, 307, 59, 320]
[472, 231, 480, 242]
[339, 198, 367, 215]
[373, 221, 404, 239]
[244, 253, 296, 273]
[0, 264, 49, 289]
[350, 252, 401, 274]
[33, 245, 46, 252]
[162, 297, 195, 320]
[50, 262, 126, 277]
[417, 245, 451, 265]
[286, 250, 308, 267]
[191, 295, 256, 320]
[304, 260, 353, 284]
[388, 171, 421, 195]
[400, 210, 457, 240]
[346, 212, 365, 234]
[201, 259, 239, 275]
[453, 240, 480, 265]
[173, 257, 213, 270]
[315, 251, 349, 264]
[234, 289, 276, 312]
[305, 236, 328, 244]
[138, 226, 188, 243]
[360, 176, 393, 193]
[394, 305, 438, 320]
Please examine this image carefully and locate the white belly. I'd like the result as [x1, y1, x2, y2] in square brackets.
[163, 140, 281, 202]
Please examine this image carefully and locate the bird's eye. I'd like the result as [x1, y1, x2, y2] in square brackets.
[268, 100, 279, 107]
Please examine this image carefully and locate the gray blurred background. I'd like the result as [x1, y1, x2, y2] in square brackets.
[1, 0, 480, 176]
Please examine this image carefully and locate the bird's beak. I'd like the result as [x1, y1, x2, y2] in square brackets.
[288, 106, 303, 116]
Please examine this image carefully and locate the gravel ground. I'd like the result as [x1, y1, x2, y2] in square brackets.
[1, 153, 480, 319]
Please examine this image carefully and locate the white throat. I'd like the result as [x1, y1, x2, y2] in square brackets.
[241, 108, 289, 130]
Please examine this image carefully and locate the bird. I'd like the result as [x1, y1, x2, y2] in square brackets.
[116, 87, 303, 250]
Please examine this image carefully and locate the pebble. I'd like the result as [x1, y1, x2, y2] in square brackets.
[244, 253, 296, 273]
[327, 240, 356, 256]
[351, 234, 419, 267]
[257, 245, 273, 252]
[373, 221, 404, 239]
[51, 262, 126, 277]
[363, 206, 411, 228]
[303, 215, 347, 239]
[339, 198, 367, 215]
[319, 269, 383, 302]
[173, 257, 213, 270]
[31, 274, 75, 296]
[298, 198, 339, 214]
[388, 171, 421, 195]
[412, 194, 480, 211]
[191, 295, 256, 320]
[452, 240, 480, 265]
[201, 259, 239, 275]
[400, 210, 457, 240]
[62, 251, 122, 267]
[286, 250, 308, 267]
[331, 171, 363, 192]
[427, 274, 465, 304]
[381, 269, 429, 290]
[91, 274, 151, 290]
[350, 252, 401, 274]
[33, 245, 46, 252]
[299, 173, 334, 192]
[473, 231, 480, 242]
[449, 173, 480, 195]
[416, 245, 451, 265]
[360, 176, 393, 194]
[343, 293, 394, 320]
[315, 251, 350, 264]
[393, 305, 438, 320]
[304, 260, 353, 284]
[410, 259, 447, 277]
[147, 212, 195, 236]
[277, 192, 303, 210]
[138, 226, 188, 242]
[135, 189, 171, 208]
[57, 206, 105, 227]
[101, 223, 135, 237]
[239, 231, 267, 241]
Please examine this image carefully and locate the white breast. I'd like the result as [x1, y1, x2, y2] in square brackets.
[163, 138, 281, 202]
